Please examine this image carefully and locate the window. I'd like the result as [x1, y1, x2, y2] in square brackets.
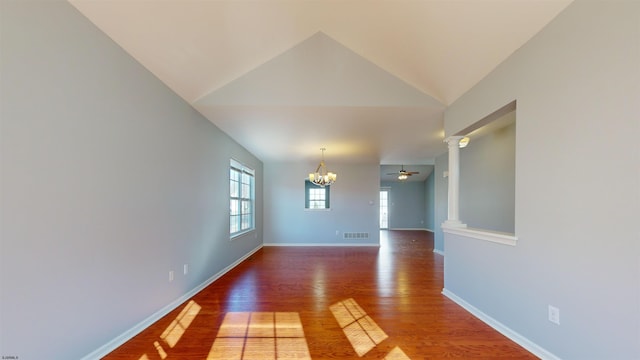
[230, 159, 255, 237]
[305, 180, 330, 209]
[309, 187, 327, 209]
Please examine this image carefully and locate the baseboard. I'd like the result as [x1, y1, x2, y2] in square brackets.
[81, 244, 263, 360]
[433, 248, 445, 256]
[441, 289, 561, 360]
[263, 242, 379, 247]
[388, 227, 431, 232]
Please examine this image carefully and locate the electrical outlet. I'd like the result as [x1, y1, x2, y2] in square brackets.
[169, 271, 174, 282]
[183, 264, 188, 275]
[548, 305, 560, 325]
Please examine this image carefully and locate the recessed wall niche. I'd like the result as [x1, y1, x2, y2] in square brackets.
[457, 101, 516, 234]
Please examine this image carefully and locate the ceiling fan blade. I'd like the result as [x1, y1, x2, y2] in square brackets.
[386, 166, 419, 176]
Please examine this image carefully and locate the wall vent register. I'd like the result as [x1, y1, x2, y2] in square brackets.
[343, 232, 369, 240]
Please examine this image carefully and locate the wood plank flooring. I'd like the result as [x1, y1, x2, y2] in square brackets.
[103, 230, 537, 359]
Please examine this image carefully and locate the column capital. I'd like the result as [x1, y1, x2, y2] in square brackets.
[444, 136, 465, 147]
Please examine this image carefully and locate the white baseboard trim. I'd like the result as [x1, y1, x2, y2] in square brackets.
[388, 227, 431, 232]
[263, 242, 379, 247]
[81, 244, 263, 360]
[441, 289, 561, 360]
[433, 249, 445, 256]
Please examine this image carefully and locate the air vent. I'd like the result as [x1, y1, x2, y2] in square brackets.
[343, 232, 369, 240]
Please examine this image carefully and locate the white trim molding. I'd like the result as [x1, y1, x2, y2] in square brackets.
[442, 226, 517, 246]
[442, 289, 561, 360]
[388, 227, 431, 232]
[81, 244, 264, 360]
[433, 249, 445, 256]
[263, 243, 379, 247]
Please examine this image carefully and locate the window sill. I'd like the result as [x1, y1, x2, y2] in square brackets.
[304, 208, 332, 211]
[442, 225, 517, 246]
[230, 229, 256, 241]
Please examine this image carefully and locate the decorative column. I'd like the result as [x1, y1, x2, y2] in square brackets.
[442, 136, 466, 228]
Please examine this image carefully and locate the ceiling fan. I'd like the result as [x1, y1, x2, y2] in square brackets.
[387, 165, 419, 180]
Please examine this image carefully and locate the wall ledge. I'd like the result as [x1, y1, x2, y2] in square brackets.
[442, 226, 517, 246]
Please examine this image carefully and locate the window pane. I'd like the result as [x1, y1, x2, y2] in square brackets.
[230, 168, 240, 197]
[310, 200, 324, 209]
[242, 172, 251, 184]
[230, 168, 240, 181]
[309, 188, 326, 209]
[241, 183, 250, 199]
[241, 214, 251, 230]
[230, 181, 239, 198]
[230, 215, 240, 233]
[310, 188, 325, 201]
[230, 199, 239, 215]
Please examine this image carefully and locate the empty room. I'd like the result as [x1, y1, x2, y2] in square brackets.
[1, 1, 639, 359]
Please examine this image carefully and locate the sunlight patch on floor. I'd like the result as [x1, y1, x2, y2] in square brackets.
[138, 300, 202, 360]
[330, 298, 411, 358]
[329, 298, 389, 356]
[207, 312, 311, 360]
[161, 300, 202, 348]
[153, 341, 167, 359]
[384, 346, 411, 359]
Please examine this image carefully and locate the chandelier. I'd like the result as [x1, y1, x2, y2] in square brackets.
[309, 148, 336, 187]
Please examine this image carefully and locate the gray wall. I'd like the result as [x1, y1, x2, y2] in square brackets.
[0, 2, 262, 359]
[434, 153, 448, 253]
[443, 1, 639, 359]
[380, 181, 427, 230]
[459, 122, 515, 233]
[264, 161, 379, 245]
[424, 173, 435, 231]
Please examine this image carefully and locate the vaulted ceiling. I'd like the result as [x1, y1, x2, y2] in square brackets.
[69, 0, 571, 166]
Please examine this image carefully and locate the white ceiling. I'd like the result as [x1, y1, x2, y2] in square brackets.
[69, 0, 572, 166]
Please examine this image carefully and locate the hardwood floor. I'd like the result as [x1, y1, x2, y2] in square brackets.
[103, 230, 537, 359]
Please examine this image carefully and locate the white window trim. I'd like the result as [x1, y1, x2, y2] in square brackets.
[230, 159, 255, 239]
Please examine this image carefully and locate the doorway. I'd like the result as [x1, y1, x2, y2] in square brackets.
[380, 189, 389, 229]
